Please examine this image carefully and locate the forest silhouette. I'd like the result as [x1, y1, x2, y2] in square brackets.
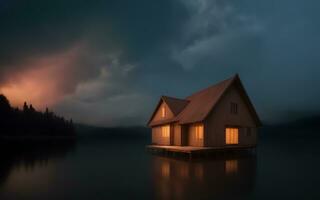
[0, 94, 75, 138]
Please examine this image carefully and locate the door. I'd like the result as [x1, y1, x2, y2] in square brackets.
[181, 125, 188, 146]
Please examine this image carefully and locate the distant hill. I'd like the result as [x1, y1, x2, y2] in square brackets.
[260, 115, 320, 140]
[75, 124, 150, 141]
[75, 115, 320, 141]
[266, 115, 320, 130]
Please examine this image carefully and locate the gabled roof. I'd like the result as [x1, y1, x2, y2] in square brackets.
[148, 74, 261, 127]
[147, 96, 189, 126]
[175, 76, 234, 124]
[161, 96, 189, 116]
[177, 74, 261, 125]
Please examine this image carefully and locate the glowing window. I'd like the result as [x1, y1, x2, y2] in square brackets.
[225, 128, 239, 144]
[161, 125, 170, 138]
[195, 124, 204, 140]
[161, 106, 166, 118]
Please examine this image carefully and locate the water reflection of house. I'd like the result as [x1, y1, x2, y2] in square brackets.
[147, 74, 261, 153]
[151, 154, 256, 200]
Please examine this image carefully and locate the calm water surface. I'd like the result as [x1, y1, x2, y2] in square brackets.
[0, 128, 319, 200]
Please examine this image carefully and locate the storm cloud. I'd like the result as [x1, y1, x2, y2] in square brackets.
[0, 0, 319, 126]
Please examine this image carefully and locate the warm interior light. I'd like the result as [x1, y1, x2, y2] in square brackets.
[161, 125, 170, 138]
[225, 128, 239, 144]
[195, 123, 204, 140]
[161, 106, 166, 118]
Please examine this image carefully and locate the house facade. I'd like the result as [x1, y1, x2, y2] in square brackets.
[147, 74, 261, 148]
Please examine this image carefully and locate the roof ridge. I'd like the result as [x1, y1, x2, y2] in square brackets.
[161, 95, 189, 102]
[186, 74, 238, 99]
[161, 95, 190, 117]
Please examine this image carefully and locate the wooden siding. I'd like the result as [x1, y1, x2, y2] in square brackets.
[149, 101, 175, 124]
[205, 85, 258, 147]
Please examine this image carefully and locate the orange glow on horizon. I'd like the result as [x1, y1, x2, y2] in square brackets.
[0, 46, 82, 110]
[0, 69, 59, 109]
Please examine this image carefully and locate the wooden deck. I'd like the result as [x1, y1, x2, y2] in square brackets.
[146, 145, 256, 157]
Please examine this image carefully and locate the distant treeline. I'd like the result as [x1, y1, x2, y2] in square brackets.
[0, 94, 75, 137]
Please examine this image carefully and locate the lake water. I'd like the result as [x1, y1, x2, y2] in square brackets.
[0, 128, 319, 200]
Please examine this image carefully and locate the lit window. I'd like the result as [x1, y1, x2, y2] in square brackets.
[195, 124, 204, 140]
[225, 128, 239, 144]
[161, 125, 170, 137]
[161, 106, 166, 118]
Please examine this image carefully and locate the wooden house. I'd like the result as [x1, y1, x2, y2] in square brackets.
[147, 74, 261, 152]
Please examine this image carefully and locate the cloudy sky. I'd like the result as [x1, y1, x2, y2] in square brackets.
[0, 0, 319, 126]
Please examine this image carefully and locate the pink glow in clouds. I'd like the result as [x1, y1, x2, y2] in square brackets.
[0, 46, 83, 110]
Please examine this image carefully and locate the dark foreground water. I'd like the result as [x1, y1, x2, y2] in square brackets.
[0, 128, 319, 200]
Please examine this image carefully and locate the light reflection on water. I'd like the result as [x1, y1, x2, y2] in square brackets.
[0, 130, 320, 200]
[152, 154, 256, 200]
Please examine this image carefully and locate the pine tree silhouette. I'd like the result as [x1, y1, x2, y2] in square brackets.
[0, 95, 11, 113]
[23, 102, 28, 112]
[29, 104, 35, 112]
[0, 94, 75, 138]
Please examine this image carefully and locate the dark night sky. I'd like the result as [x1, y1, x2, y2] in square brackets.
[0, 0, 319, 126]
